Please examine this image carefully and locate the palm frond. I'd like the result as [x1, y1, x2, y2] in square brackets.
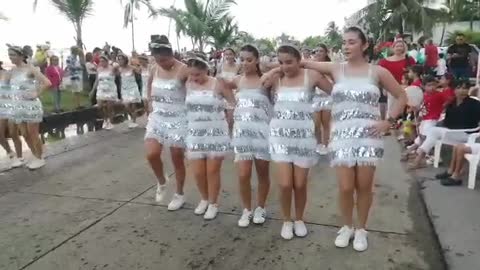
[0, 12, 8, 21]
[123, 2, 131, 28]
[50, 0, 94, 23]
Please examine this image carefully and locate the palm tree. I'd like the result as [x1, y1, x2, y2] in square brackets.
[208, 16, 238, 50]
[121, 0, 158, 52]
[358, 0, 446, 38]
[159, 0, 237, 52]
[33, 0, 94, 48]
[324, 21, 342, 49]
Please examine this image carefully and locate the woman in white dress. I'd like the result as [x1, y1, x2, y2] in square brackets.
[91, 55, 118, 130]
[144, 36, 189, 210]
[138, 54, 151, 116]
[0, 69, 23, 169]
[7, 46, 51, 170]
[222, 45, 271, 227]
[117, 54, 142, 128]
[312, 44, 333, 155]
[302, 27, 407, 251]
[263, 45, 332, 240]
[185, 52, 235, 220]
[217, 48, 240, 136]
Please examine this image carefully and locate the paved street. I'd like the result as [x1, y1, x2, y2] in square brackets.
[0, 126, 445, 270]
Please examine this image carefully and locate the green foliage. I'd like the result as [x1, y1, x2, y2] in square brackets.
[446, 30, 480, 46]
[302, 36, 325, 49]
[159, 0, 237, 52]
[122, 0, 157, 28]
[40, 89, 90, 112]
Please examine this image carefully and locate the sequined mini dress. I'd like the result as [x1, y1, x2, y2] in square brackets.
[232, 80, 271, 161]
[185, 79, 230, 159]
[120, 69, 141, 103]
[141, 68, 149, 100]
[96, 69, 118, 102]
[9, 70, 43, 123]
[312, 87, 333, 112]
[144, 73, 187, 148]
[0, 79, 13, 119]
[330, 63, 383, 167]
[269, 70, 318, 168]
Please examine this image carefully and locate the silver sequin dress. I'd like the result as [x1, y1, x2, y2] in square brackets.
[96, 69, 118, 102]
[233, 84, 271, 161]
[185, 79, 230, 159]
[312, 87, 333, 112]
[144, 77, 187, 148]
[120, 69, 141, 103]
[9, 70, 43, 123]
[141, 69, 149, 100]
[330, 63, 383, 167]
[269, 70, 318, 168]
[0, 79, 13, 119]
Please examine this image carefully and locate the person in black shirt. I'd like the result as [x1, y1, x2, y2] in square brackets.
[447, 33, 472, 79]
[408, 79, 480, 169]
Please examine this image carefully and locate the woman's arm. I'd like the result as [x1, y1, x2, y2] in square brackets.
[377, 66, 407, 119]
[31, 66, 51, 98]
[311, 70, 333, 94]
[302, 61, 335, 76]
[260, 67, 282, 89]
[218, 79, 236, 106]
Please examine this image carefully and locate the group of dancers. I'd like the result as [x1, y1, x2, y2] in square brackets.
[143, 27, 407, 252]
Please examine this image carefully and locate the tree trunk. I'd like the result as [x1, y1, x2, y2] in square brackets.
[131, 8, 136, 52]
[440, 22, 446, 46]
[199, 39, 204, 52]
[75, 22, 88, 93]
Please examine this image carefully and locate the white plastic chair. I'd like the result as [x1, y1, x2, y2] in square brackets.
[464, 133, 480, 190]
[433, 127, 480, 168]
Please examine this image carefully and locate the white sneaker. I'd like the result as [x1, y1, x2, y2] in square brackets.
[316, 144, 329, 155]
[27, 158, 46, 170]
[204, 204, 218, 220]
[128, 122, 138, 129]
[334, 225, 355, 248]
[294, 220, 308, 237]
[353, 229, 368, 252]
[104, 122, 113, 130]
[281, 221, 294, 240]
[155, 184, 167, 203]
[194, 200, 209, 215]
[238, 209, 252, 227]
[252, 207, 267, 224]
[10, 157, 24, 168]
[167, 193, 185, 211]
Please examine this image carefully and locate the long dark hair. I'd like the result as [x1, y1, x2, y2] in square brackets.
[277, 45, 301, 61]
[316, 43, 331, 62]
[240, 44, 262, 77]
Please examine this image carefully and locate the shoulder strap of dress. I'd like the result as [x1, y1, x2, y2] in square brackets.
[303, 69, 309, 89]
[341, 62, 346, 78]
[367, 64, 372, 78]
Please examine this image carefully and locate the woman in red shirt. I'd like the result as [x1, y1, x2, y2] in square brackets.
[45, 55, 64, 112]
[379, 39, 416, 117]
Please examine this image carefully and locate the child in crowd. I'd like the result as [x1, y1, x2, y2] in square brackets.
[402, 76, 450, 163]
[439, 73, 455, 105]
[436, 53, 447, 77]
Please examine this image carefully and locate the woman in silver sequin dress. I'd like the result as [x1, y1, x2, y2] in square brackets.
[216, 48, 240, 136]
[91, 55, 118, 130]
[303, 27, 406, 252]
[117, 54, 142, 129]
[138, 54, 151, 116]
[222, 45, 271, 228]
[312, 44, 333, 156]
[0, 70, 24, 169]
[264, 45, 332, 240]
[185, 53, 235, 220]
[144, 37, 189, 211]
[7, 46, 51, 170]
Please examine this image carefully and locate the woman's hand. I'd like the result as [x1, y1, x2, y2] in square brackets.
[371, 120, 391, 136]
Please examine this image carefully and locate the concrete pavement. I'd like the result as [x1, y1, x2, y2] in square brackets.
[0, 126, 445, 270]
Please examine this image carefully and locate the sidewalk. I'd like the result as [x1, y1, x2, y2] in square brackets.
[0, 127, 444, 270]
[412, 166, 480, 270]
